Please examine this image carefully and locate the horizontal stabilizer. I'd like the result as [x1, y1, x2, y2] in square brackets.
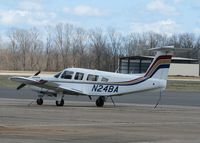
[149, 46, 174, 54]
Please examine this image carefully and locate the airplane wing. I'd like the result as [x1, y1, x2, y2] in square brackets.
[10, 76, 86, 95]
[10, 76, 47, 85]
[10, 76, 59, 92]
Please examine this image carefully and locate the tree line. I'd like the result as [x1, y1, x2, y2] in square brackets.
[0, 23, 200, 72]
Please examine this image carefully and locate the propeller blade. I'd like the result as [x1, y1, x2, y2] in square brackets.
[16, 71, 40, 90]
[17, 83, 26, 90]
[34, 71, 41, 76]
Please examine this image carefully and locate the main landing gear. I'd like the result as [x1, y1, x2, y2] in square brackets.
[95, 96, 116, 107]
[36, 95, 44, 105]
[96, 96, 105, 107]
[36, 98, 43, 105]
[55, 94, 65, 107]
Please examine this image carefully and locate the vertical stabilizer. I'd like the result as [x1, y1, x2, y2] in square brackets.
[144, 46, 174, 80]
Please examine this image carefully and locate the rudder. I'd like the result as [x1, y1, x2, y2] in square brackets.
[144, 46, 174, 80]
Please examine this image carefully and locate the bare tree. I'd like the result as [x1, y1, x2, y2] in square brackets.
[29, 28, 41, 70]
[89, 28, 107, 70]
[72, 27, 87, 67]
[147, 32, 160, 49]
[123, 33, 142, 56]
[107, 28, 122, 71]
[1, 23, 200, 72]
[8, 29, 19, 70]
[179, 33, 195, 49]
[45, 26, 53, 71]
[54, 23, 64, 70]
[54, 23, 74, 69]
[12, 29, 31, 70]
[178, 33, 195, 57]
[63, 23, 74, 68]
[168, 34, 180, 48]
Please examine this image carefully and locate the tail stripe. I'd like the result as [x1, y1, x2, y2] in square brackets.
[149, 64, 170, 78]
[111, 55, 172, 86]
[145, 56, 172, 77]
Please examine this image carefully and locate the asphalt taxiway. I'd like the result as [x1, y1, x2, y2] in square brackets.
[0, 88, 200, 143]
[0, 87, 200, 107]
[0, 98, 200, 143]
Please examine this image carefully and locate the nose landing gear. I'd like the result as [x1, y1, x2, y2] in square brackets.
[56, 98, 64, 106]
[56, 93, 65, 106]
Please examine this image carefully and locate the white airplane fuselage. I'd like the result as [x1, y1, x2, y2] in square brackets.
[29, 68, 166, 97]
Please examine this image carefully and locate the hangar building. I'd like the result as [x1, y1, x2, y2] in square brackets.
[118, 56, 199, 76]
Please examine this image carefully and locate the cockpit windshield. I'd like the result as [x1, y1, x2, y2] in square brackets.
[61, 70, 74, 79]
[54, 72, 62, 78]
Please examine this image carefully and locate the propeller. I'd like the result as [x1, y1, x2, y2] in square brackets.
[34, 71, 41, 76]
[16, 70, 41, 90]
[17, 83, 26, 90]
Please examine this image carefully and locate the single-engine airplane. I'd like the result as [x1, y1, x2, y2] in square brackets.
[10, 46, 174, 107]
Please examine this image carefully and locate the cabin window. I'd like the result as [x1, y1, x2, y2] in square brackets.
[101, 77, 109, 82]
[74, 72, 84, 80]
[61, 71, 74, 79]
[87, 74, 99, 81]
[54, 72, 62, 78]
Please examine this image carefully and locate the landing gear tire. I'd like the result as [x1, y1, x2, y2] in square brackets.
[56, 99, 64, 106]
[96, 96, 105, 107]
[36, 98, 43, 105]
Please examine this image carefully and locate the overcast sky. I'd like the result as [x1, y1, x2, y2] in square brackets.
[0, 0, 200, 38]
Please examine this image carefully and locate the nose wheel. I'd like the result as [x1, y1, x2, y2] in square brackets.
[56, 98, 64, 106]
[96, 96, 105, 107]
